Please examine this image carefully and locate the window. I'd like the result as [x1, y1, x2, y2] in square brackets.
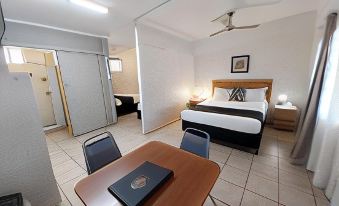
[318, 29, 339, 119]
[4, 47, 25, 64]
[109, 58, 122, 72]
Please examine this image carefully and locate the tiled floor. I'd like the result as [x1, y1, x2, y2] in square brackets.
[46, 113, 330, 206]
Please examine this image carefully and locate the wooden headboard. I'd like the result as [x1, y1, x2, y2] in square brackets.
[212, 79, 273, 103]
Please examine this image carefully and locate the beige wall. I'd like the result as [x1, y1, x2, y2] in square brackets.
[111, 48, 139, 94]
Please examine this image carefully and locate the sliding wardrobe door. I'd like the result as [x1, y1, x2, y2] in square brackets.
[57, 51, 107, 136]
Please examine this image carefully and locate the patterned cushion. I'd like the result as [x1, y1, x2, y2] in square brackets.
[228, 87, 246, 102]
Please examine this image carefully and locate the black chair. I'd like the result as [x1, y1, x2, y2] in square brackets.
[180, 128, 217, 205]
[180, 128, 210, 158]
[83, 132, 122, 174]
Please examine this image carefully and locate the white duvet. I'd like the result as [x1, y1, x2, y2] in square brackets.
[181, 100, 268, 134]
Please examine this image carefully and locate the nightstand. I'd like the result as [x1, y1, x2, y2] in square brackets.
[273, 105, 299, 131]
[188, 98, 206, 109]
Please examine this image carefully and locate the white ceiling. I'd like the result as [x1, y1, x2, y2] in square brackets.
[142, 0, 320, 40]
[2, 0, 321, 50]
[1, 0, 168, 36]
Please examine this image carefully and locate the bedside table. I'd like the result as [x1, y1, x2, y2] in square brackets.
[273, 105, 299, 131]
[188, 98, 206, 109]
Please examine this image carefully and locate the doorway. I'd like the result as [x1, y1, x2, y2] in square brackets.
[4, 46, 67, 131]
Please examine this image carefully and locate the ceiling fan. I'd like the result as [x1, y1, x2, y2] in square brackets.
[210, 10, 260, 37]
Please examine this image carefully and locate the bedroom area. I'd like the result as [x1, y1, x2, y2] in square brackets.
[109, 48, 141, 120]
[1, 0, 339, 206]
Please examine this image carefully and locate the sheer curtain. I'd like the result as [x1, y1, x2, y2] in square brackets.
[290, 13, 337, 164]
[307, 21, 339, 200]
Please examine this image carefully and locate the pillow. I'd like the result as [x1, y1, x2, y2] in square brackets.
[115, 98, 122, 106]
[213, 88, 229, 101]
[245, 87, 268, 102]
[228, 87, 246, 102]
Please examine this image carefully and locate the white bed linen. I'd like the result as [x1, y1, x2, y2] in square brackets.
[114, 93, 140, 104]
[181, 100, 268, 134]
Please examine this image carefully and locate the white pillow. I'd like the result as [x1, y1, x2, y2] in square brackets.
[213, 88, 230, 101]
[245, 87, 268, 102]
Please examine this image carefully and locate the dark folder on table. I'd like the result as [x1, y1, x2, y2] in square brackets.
[108, 161, 173, 206]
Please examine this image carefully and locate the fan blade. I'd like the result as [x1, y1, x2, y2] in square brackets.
[211, 10, 234, 23]
[234, 24, 260, 29]
[210, 28, 229, 37]
[211, 13, 228, 23]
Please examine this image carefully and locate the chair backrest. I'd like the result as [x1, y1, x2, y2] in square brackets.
[180, 128, 210, 159]
[83, 132, 122, 174]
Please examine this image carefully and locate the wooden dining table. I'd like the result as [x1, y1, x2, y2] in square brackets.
[74, 141, 220, 206]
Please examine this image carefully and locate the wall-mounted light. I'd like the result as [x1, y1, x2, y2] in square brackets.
[69, 0, 108, 14]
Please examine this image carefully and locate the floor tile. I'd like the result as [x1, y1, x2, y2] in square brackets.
[313, 186, 328, 200]
[231, 149, 254, 161]
[53, 159, 80, 177]
[227, 155, 252, 172]
[58, 186, 66, 201]
[210, 143, 232, 154]
[259, 144, 279, 156]
[279, 184, 316, 206]
[253, 154, 278, 168]
[72, 154, 86, 167]
[279, 158, 308, 177]
[241, 190, 278, 206]
[250, 162, 278, 182]
[210, 179, 244, 206]
[57, 139, 82, 151]
[246, 173, 278, 201]
[63, 147, 83, 157]
[315, 197, 330, 206]
[210, 149, 230, 164]
[203, 196, 228, 206]
[56, 166, 86, 185]
[219, 165, 248, 187]
[59, 174, 87, 206]
[279, 170, 312, 194]
[50, 152, 72, 167]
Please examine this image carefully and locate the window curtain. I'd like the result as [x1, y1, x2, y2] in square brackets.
[290, 13, 337, 165]
[307, 25, 339, 200]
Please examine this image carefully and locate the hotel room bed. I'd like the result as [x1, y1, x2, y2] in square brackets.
[181, 79, 273, 154]
[114, 94, 140, 117]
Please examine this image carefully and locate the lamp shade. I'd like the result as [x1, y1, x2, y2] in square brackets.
[278, 94, 288, 105]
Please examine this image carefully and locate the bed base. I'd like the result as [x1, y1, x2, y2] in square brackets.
[182, 120, 263, 154]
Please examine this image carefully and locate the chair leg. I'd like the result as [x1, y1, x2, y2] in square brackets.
[209, 194, 217, 206]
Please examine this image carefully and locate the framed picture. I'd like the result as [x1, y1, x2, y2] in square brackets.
[231, 55, 250, 73]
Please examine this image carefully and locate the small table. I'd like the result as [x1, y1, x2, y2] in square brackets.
[74, 141, 220, 206]
[273, 105, 299, 131]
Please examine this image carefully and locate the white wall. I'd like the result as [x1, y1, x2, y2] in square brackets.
[193, 12, 317, 114]
[111, 48, 139, 94]
[136, 24, 194, 133]
[0, 48, 61, 205]
[3, 21, 108, 55]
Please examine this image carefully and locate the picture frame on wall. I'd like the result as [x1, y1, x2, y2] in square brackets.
[231, 55, 250, 73]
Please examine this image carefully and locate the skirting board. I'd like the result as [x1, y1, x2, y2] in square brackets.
[143, 118, 180, 134]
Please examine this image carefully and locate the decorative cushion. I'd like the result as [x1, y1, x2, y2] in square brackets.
[228, 87, 246, 102]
